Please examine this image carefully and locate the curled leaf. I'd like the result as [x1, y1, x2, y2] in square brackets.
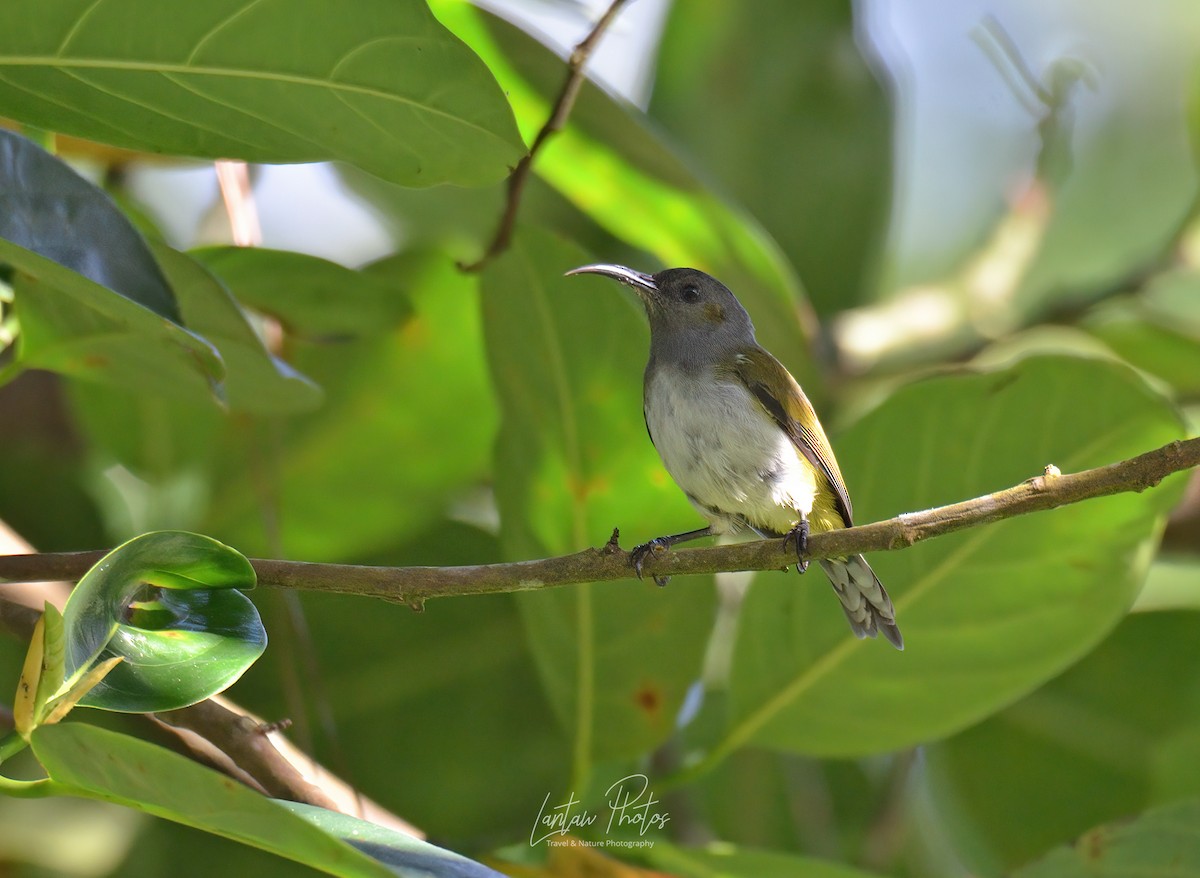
[61, 531, 266, 713]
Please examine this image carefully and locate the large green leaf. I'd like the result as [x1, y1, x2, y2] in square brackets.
[62, 530, 265, 712]
[192, 247, 411, 338]
[925, 611, 1200, 873]
[482, 228, 717, 786]
[30, 723, 503, 878]
[428, 0, 820, 393]
[716, 355, 1183, 758]
[0, 0, 523, 187]
[649, 1, 892, 314]
[1014, 798, 1200, 878]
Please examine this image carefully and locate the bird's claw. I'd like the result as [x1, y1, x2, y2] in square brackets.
[783, 520, 810, 574]
[631, 537, 672, 587]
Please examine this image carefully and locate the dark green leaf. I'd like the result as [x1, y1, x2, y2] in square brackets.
[0, 132, 224, 399]
[1015, 798, 1200, 878]
[192, 247, 411, 338]
[0, 129, 178, 321]
[31, 723, 501, 878]
[61, 530, 265, 712]
[721, 355, 1184, 757]
[0, 0, 523, 187]
[482, 228, 717, 777]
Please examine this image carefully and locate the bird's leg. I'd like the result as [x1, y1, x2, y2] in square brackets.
[783, 517, 810, 574]
[630, 526, 713, 587]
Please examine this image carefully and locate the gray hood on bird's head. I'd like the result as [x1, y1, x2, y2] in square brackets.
[566, 264, 757, 369]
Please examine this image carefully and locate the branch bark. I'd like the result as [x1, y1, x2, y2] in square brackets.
[1, 437, 1196, 603]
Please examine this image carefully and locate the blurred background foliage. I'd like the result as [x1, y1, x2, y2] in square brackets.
[0, 0, 1198, 876]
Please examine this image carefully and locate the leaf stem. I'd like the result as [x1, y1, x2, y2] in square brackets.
[0, 730, 28, 765]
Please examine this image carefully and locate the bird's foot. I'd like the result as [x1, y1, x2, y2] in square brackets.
[783, 520, 810, 574]
[631, 538, 672, 587]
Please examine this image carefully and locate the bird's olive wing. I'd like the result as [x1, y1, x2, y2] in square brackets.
[731, 349, 855, 526]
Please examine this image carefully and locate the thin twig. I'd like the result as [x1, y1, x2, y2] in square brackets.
[1, 437, 1195, 601]
[461, 0, 633, 272]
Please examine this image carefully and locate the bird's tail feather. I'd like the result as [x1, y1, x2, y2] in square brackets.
[819, 555, 904, 650]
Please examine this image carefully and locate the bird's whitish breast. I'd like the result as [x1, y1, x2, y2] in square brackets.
[644, 367, 819, 532]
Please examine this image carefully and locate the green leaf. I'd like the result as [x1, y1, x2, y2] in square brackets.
[0, 131, 224, 398]
[1014, 798, 1200, 878]
[191, 247, 412, 338]
[61, 530, 265, 712]
[717, 355, 1184, 759]
[280, 801, 504, 877]
[0, 129, 179, 321]
[30, 723, 504, 878]
[482, 228, 717, 783]
[0, 0, 524, 188]
[649, 2, 892, 313]
[926, 611, 1200, 873]
[648, 842, 884, 878]
[8, 263, 224, 401]
[1083, 270, 1200, 397]
[1133, 559, 1200, 612]
[428, 0, 820, 393]
[151, 244, 322, 414]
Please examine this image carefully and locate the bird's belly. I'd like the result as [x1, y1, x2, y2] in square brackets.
[645, 371, 817, 535]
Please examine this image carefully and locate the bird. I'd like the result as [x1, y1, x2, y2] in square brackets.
[566, 264, 903, 649]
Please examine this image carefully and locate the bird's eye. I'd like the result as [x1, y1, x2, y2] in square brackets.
[681, 284, 701, 303]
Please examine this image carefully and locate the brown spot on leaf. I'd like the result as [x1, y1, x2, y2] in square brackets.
[633, 682, 662, 718]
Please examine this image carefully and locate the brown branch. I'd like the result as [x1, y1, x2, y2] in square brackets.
[151, 696, 423, 838]
[1, 437, 1196, 602]
[461, 0, 633, 273]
